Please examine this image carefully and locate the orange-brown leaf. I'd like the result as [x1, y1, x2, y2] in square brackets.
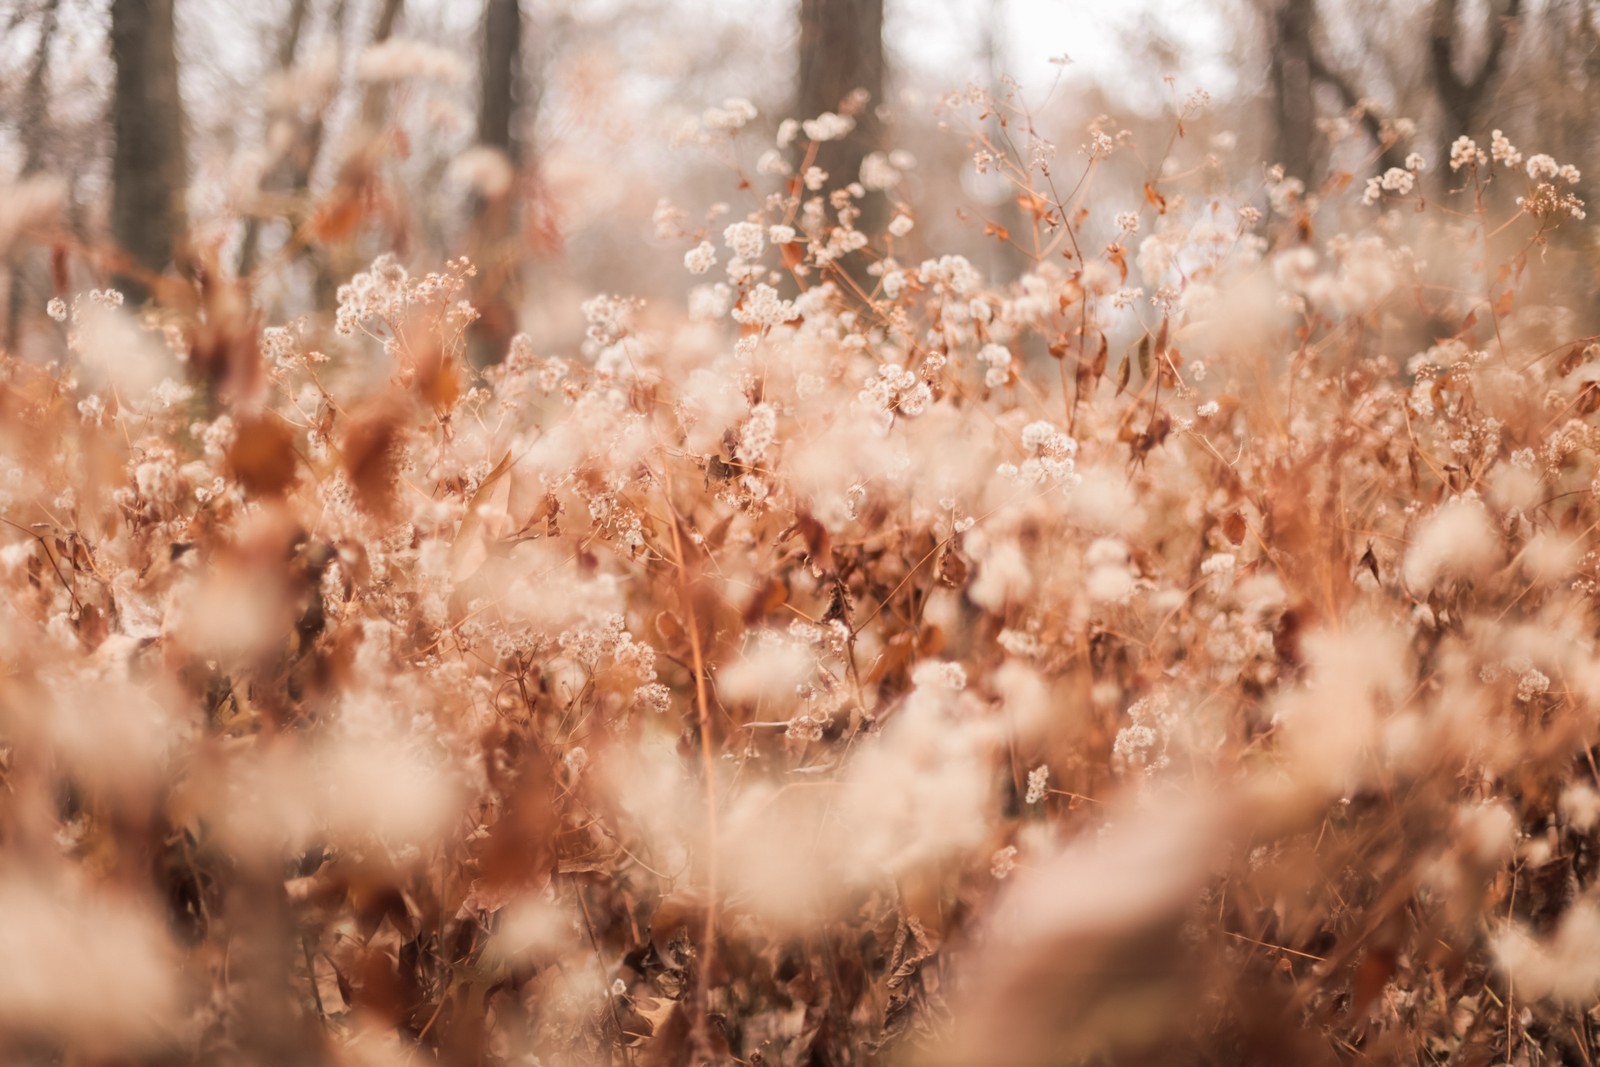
[1017, 191, 1050, 220]
[227, 415, 299, 497]
[342, 405, 404, 519]
[309, 193, 364, 243]
[1106, 244, 1128, 284]
[780, 240, 806, 272]
[1222, 510, 1247, 546]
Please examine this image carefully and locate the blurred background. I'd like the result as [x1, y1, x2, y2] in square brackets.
[0, 0, 1583, 357]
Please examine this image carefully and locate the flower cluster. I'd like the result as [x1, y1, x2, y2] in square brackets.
[8, 86, 1600, 1067]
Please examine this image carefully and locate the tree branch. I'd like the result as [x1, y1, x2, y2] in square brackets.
[1431, 0, 1523, 131]
[1306, 49, 1408, 174]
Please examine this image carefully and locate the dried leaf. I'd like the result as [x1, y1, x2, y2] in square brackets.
[342, 406, 404, 519]
[1106, 243, 1128, 284]
[795, 510, 833, 570]
[1017, 191, 1050, 220]
[227, 415, 299, 497]
[636, 1001, 693, 1067]
[935, 544, 968, 588]
[1091, 330, 1109, 380]
[50, 243, 69, 296]
[1557, 342, 1588, 377]
[655, 610, 687, 645]
[1579, 381, 1600, 416]
[409, 329, 460, 414]
[309, 191, 365, 243]
[1222, 511, 1247, 546]
[744, 576, 789, 624]
[1358, 541, 1380, 584]
[450, 450, 515, 583]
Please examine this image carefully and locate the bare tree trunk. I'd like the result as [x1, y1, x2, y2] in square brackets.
[1267, 0, 1316, 181]
[1430, 0, 1523, 157]
[796, 0, 887, 243]
[15, 1, 59, 181]
[110, 0, 188, 303]
[794, 0, 887, 293]
[359, 0, 406, 131]
[1305, 50, 1410, 176]
[796, 0, 886, 164]
[306, 0, 398, 307]
[5, 0, 61, 347]
[468, 0, 525, 365]
[1255, 0, 1408, 186]
[236, 0, 313, 278]
[478, 0, 521, 163]
[1575, 0, 1600, 189]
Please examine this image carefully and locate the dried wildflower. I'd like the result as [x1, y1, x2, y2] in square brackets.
[738, 402, 777, 463]
[12, 82, 1600, 1067]
[1493, 900, 1600, 1003]
[653, 197, 688, 239]
[0, 877, 180, 1051]
[356, 38, 468, 84]
[1491, 129, 1521, 168]
[1403, 496, 1499, 592]
[1561, 785, 1600, 831]
[785, 713, 827, 742]
[912, 659, 968, 691]
[860, 150, 903, 190]
[1449, 135, 1484, 171]
[703, 97, 757, 132]
[1526, 153, 1560, 181]
[991, 845, 1020, 879]
[802, 111, 855, 142]
[1363, 166, 1416, 204]
[919, 253, 982, 295]
[684, 240, 717, 275]
[1025, 764, 1049, 805]
[1200, 551, 1236, 584]
[1083, 130, 1115, 159]
[448, 145, 515, 198]
[723, 220, 765, 261]
[979, 342, 1013, 388]
[1515, 668, 1551, 703]
[732, 284, 799, 328]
